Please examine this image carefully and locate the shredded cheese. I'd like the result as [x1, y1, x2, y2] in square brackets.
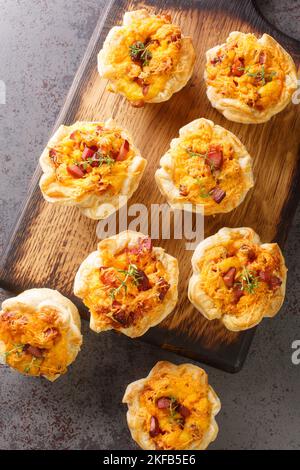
[48, 123, 134, 198]
[205, 33, 285, 110]
[0, 305, 69, 378]
[81, 238, 170, 330]
[139, 368, 212, 450]
[105, 15, 182, 101]
[198, 233, 283, 317]
[171, 125, 246, 208]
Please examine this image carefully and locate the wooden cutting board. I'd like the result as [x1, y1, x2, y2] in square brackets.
[0, 0, 299, 372]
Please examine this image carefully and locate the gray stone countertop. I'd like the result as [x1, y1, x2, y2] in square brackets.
[0, 0, 299, 450]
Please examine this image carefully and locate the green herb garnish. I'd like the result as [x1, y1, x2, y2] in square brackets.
[187, 149, 208, 160]
[195, 178, 211, 198]
[168, 396, 184, 427]
[24, 357, 37, 374]
[129, 41, 153, 66]
[238, 65, 277, 85]
[74, 153, 115, 171]
[109, 264, 142, 300]
[169, 396, 178, 419]
[186, 148, 216, 172]
[239, 266, 260, 294]
[94, 152, 115, 167]
[4, 343, 24, 358]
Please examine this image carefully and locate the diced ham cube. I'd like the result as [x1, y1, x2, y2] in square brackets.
[233, 284, 244, 303]
[231, 57, 245, 77]
[149, 416, 162, 437]
[178, 404, 190, 418]
[207, 146, 223, 170]
[116, 140, 130, 161]
[136, 269, 151, 291]
[67, 164, 85, 178]
[81, 147, 96, 160]
[223, 267, 236, 288]
[268, 276, 282, 291]
[259, 270, 282, 291]
[259, 51, 266, 64]
[157, 397, 171, 409]
[142, 84, 150, 96]
[23, 344, 44, 358]
[210, 187, 226, 203]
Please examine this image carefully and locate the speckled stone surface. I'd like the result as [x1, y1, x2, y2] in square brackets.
[0, 0, 299, 450]
[255, 0, 300, 41]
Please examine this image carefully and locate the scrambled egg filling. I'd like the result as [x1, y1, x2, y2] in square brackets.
[198, 233, 283, 317]
[47, 123, 135, 199]
[171, 126, 246, 208]
[139, 369, 212, 450]
[0, 305, 69, 378]
[205, 34, 285, 110]
[82, 238, 170, 329]
[106, 14, 182, 102]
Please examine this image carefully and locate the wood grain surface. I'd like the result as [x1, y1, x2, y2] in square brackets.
[1, 0, 299, 372]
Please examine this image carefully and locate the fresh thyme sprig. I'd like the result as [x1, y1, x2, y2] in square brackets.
[169, 396, 178, 419]
[4, 343, 24, 358]
[195, 178, 210, 198]
[129, 41, 153, 66]
[237, 65, 277, 85]
[168, 396, 185, 427]
[187, 149, 208, 160]
[94, 152, 115, 166]
[24, 357, 40, 374]
[109, 264, 142, 300]
[186, 148, 216, 172]
[78, 153, 115, 171]
[239, 266, 260, 294]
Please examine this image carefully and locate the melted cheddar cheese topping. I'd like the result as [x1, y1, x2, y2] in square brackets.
[82, 238, 171, 330]
[46, 123, 135, 199]
[171, 126, 247, 209]
[0, 305, 69, 379]
[205, 33, 286, 110]
[139, 368, 212, 450]
[197, 232, 283, 317]
[105, 14, 182, 103]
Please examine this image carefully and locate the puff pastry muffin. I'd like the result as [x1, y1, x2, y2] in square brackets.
[74, 231, 178, 337]
[98, 9, 195, 107]
[39, 119, 146, 219]
[205, 32, 297, 123]
[189, 227, 287, 331]
[123, 361, 221, 450]
[155, 118, 253, 215]
[0, 288, 82, 381]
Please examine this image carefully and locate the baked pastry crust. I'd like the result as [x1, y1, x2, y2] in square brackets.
[122, 361, 221, 450]
[205, 32, 297, 124]
[98, 9, 195, 106]
[39, 119, 146, 219]
[155, 118, 254, 215]
[0, 288, 82, 381]
[189, 227, 287, 331]
[74, 231, 178, 337]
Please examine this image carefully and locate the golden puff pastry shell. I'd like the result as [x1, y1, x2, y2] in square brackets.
[74, 230, 179, 338]
[205, 32, 298, 124]
[122, 361, 221, 450]
[98, 9, 195, 105]
[155, 118, 254, 215]
[188, 227, 287, 331]
[0, 288, 82, 381]
[39, 119, 147, 220]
